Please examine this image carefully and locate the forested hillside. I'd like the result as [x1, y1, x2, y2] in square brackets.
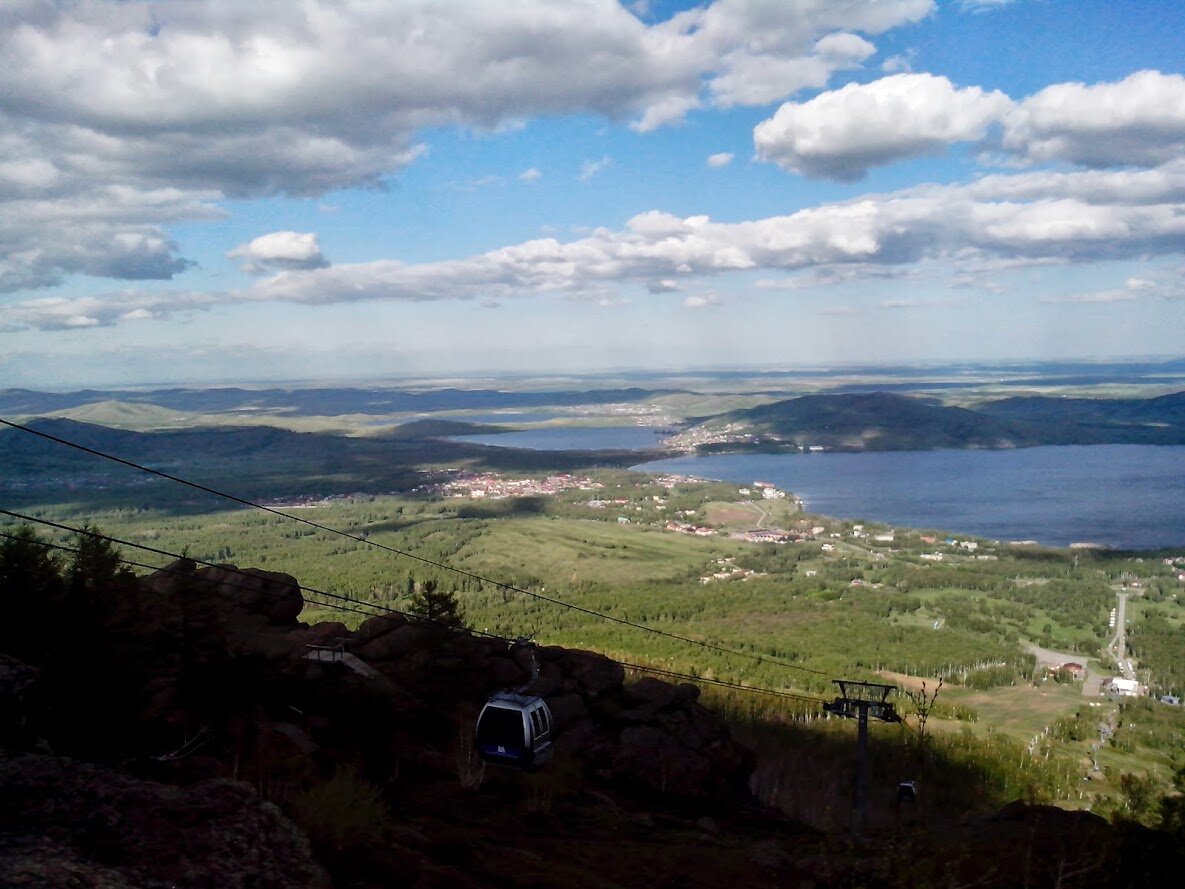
[691, 391, 1185, 452]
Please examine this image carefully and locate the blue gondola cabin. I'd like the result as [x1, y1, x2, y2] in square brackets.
[476, 692, 554, 769]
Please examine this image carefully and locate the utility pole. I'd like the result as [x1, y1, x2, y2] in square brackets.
[824, 679, 901, 838]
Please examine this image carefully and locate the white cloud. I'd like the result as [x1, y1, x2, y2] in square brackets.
[707, 32, 876, 107]
[648, 279, 682, 293]
[519, 167, 543, 182]
[0, 0, 936, 291]
[960, 0, 1018, 10]
[879, 296, 966, 309]
[881, 50, 915, 74]
[754, 73, 1011, 180]
[757, 264, 922, 291]
[755, 69, 1185, 181]
[226, 173, 1185, 301]
[1040, 290, 1140, 305]
[683, 293, 723, 308]
[450, 174, 506, 193]
[1003, 70, 1185, 168]
[707, 152, 735, 168]
[0, 290, 216, 332]
[7, 156, 1185, 332]
[0, 185, 213, 292]
[227, 231, 328, 274]
[956, 159, 1185, 205]
[1039, 273, 1183, 304]
[0, 1, 935, 191]
[579, 156, 612, 182]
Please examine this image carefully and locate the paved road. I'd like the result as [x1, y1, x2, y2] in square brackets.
[1105, 592, 1135, 679]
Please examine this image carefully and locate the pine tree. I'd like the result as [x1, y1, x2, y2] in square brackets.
[407, 580, 465, 629]
[0, 525, 65, 662]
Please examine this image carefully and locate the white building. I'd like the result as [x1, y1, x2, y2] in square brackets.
[1106, 677, 1142, 697]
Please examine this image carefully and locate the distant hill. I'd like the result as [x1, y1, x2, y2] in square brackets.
[384, 418, 511, 439]
[0, 385, 682, 418]
[703, 393, 1036, 451]
[692, 391, 1185, 452]
[0, 417, 654, 507]
[977, 392, 1185, 443]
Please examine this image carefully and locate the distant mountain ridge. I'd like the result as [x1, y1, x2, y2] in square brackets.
[0, 417, 656, 507]
[694, 391, 1185, 451]
[0, 385, 682, 418]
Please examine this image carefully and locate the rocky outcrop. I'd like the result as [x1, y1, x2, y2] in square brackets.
[17, 558, 752, 805]
[0, 556, 757, 889]
[0, 754, 330, 888]
[0, 654, 41, 749]
[331, 624, 753, 803]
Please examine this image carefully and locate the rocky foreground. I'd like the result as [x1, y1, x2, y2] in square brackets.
[1, 559, 1180, 887]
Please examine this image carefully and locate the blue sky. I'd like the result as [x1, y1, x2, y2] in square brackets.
[1, 0, 1183, 387]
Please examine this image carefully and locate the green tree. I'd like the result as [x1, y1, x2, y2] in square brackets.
[1116, 773, 1160, 827]
[407, 580, 466, 629]
[69, 526, 133, 598]
[1159, 765, 1185, 835]
[0, 525, 65, 662]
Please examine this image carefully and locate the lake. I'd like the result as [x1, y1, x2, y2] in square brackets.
[451, 425, 669, 451]
[633, 445, 1185, 551]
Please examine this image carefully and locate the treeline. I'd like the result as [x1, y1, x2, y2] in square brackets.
[0, 525, 142, 755]
[1128, 613, 1185, 696]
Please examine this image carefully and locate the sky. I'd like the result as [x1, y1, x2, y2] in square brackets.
[1, 0, 1184, 388]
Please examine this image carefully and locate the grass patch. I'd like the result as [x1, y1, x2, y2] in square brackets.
[942, 680, 1083, 744]
[457, 516, 726, 586]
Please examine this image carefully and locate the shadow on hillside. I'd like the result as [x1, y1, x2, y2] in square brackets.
[454, 496, 549, 519]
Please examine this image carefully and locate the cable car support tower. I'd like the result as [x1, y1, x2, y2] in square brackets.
[823, 679, 901, 838]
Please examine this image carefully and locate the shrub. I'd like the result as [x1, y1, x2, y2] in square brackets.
[289, 768, 393, 854]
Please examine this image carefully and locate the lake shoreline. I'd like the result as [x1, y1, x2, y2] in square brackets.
[632, 444, 1185, 552]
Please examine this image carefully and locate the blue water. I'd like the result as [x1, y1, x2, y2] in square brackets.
[451, 425, 669, 451]
[447, 411, 566, 424]
[632, 445, 1185, 550]
[367, 411, 567, 427]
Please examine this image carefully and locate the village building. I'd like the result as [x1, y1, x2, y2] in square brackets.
[1103, 677, 1142, 697]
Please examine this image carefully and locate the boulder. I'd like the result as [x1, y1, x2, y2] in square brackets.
[0, 754, 330, 888]
[614, 678, 700, 721]
[0, 655, 41, 748]
[612, 725, 716, 798]
[141, 557, 199, 596]
[558, 649, 625, 697]
[355, 623, 435, 662]
[194, 565, 304, 625]
[352, 612, 407, 646]
[543, 692, 588, 731]
[305, 621, 349, 645]
[481, 655, 528, 689]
